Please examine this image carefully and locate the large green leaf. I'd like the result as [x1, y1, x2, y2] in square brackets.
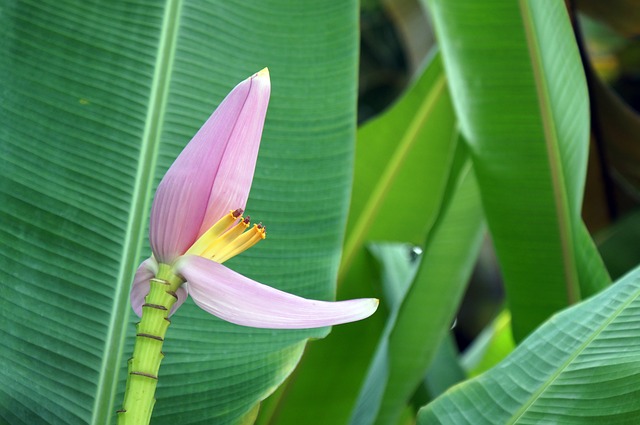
[426, 0, 610, 340]
[418, 263, 640, 424]
[0, 1, 358, 424]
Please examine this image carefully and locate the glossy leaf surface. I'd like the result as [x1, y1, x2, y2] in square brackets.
[426, 0, 610, 340]
[0, 1, 358, 424]
[419, 264, 640, 424]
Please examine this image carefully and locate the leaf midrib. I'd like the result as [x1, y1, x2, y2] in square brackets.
[90, 0, 184, 423]
[508, 1, 597, 420]
[518, 0, 580, 304]
[508, 284, 640, 423]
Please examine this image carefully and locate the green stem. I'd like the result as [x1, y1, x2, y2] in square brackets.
[117, 264, 182, 425]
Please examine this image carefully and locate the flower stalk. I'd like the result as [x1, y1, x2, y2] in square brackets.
[117, 266, 182, 425]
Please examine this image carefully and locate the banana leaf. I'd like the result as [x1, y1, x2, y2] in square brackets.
[0, 1, 359, 423]
[425, 0, 610, 340]
[418, 262, 640, 424]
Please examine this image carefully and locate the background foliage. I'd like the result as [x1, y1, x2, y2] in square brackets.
[1, 0, 640, 424]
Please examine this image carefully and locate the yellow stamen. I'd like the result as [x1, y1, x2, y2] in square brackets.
[200, 216, 250, 259]
[212, 224, 266, 263]
[185, 208, 266, 263]
[185, 209, 243, 257]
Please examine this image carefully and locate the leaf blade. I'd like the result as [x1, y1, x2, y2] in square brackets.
[418, 264, 640, 424]
[373, 158, 485, 425]
[425, 0, 610, 339]
[0, 1, 360, 424]
[341, 52, 457, 277]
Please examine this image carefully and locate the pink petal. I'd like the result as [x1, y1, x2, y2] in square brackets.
[198, 69, 271, 236]
[130, 257, 188, 317]
[176, 255, 379, 329]
[150, 70, 271, 263]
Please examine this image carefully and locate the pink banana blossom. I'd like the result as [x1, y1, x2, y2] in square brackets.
[130, 69, 378, 329]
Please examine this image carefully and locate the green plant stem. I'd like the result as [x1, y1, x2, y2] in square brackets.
[117, 264, 183, 425]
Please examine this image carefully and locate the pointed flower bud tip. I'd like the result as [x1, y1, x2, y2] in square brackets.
[256, 67, 269, 79]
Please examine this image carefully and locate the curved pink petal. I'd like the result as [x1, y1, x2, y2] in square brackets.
[177, 255, 379, 329]
[198, 69, 271, 235]
[130, 257, 188, 317]
[150, 69, 271, 263]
